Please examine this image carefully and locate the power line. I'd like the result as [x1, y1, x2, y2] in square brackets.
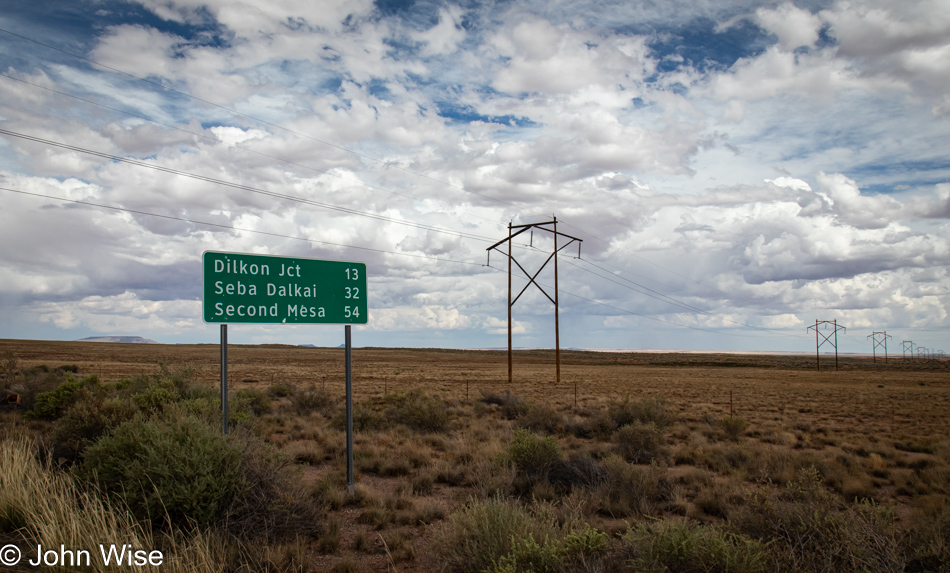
[514, 239, 797, 338]
[0, 29, 832, 344]
[1, 26, 742, 304]
[567, 257, 720, 316]
[0, 127, 495, 244]
[485, 263, 792, 339]
[0, 71, 506, 228]
[563, 257, 800, 338]
[0, 26, 515, 208]
[0, 185, 486, 268]
[556, 217, 736, 300]
[3, 184, 808, 342]
[0, 125, 696, 302]
[0, 124, 813, 343]
[0, 72, 415, 199]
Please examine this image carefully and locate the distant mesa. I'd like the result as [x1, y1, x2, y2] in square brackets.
[79, 336, 158, 344]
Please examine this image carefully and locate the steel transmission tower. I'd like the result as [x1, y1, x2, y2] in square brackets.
[901, 340, 915, 361]
[807, 319, 846, 371]
[868, 331, 892, 363]
[487, 217, 582, 392]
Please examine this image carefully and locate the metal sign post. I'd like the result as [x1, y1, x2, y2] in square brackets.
[345, 325, 354, 494]
[220, 324, 228, 434]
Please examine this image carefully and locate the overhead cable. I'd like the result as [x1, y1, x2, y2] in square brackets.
[0, 127, 494, 243]
[0, 186, 486, 267]
[0, 26, 514, 207]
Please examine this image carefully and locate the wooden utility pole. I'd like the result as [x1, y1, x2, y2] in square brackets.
[487, 217, 582, 392]
[553, 218, 561, 385]
[507, 222, 513, 383]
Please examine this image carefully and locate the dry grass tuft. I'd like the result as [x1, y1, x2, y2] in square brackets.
[0, 434, 225, 573]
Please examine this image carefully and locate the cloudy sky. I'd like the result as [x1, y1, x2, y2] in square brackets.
[0, 0, 948, 354]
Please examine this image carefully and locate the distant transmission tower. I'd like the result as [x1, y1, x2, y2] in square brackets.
[901, 340, 915, 361]
[807, 319, 846, 371]
[487, 217, 582, 394]
[868, 331, 892, 363]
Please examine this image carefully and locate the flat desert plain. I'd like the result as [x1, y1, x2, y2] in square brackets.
[1, 338, 949, 572]
[3, 338, 947, 439]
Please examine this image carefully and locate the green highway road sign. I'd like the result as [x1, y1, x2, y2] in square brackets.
[202, 251, 367, 324]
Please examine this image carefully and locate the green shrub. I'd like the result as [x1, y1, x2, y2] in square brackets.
[508, 429, 561, 480]
[562, 524, 610, 558]
[52, 395, 137, 462]
[25, 374, 86, 420]
[437, 497, 535, 573]
[331, 404, 388, 432]
[906, 502, 950, 571]
[156, 361, 199, 394]
[385, 388, 450, 433]
[440, 497, 609, 573]
[480, 391, 531, 420]
[488, 524, 609, 573]
[516, 403, 565, 435]
[488, 534, 564, 573]
[175, 393, 228, 426]
[694, 480, 746, 520]
[613, 422, 665, 464]
[599, 456, 672, 518]
[225, 428, 323, 540]
[435, 496, 559, 573]
[548, 452, 608, 492]
[267, 382, 295, 398]
[731, 468, 904, 572]
[130, 379, 180, 415]
[4, 367, 66, 412]
[608, 396, 675, 429]
[717, 416, 747, 442]
[699, 443, 754, 475]
[234, 388, 272, 416]
[294, 386, 337, 416]
[573, 411, 616, 438]
[78, 411, 245, 528]
[623, 520, 768, 573]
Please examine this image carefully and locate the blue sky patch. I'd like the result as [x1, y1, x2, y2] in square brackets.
[435, 101, 536, 127]
[647, 18, 772, 74]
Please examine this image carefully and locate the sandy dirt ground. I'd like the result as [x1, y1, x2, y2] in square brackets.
[2, 339, 948, 572]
